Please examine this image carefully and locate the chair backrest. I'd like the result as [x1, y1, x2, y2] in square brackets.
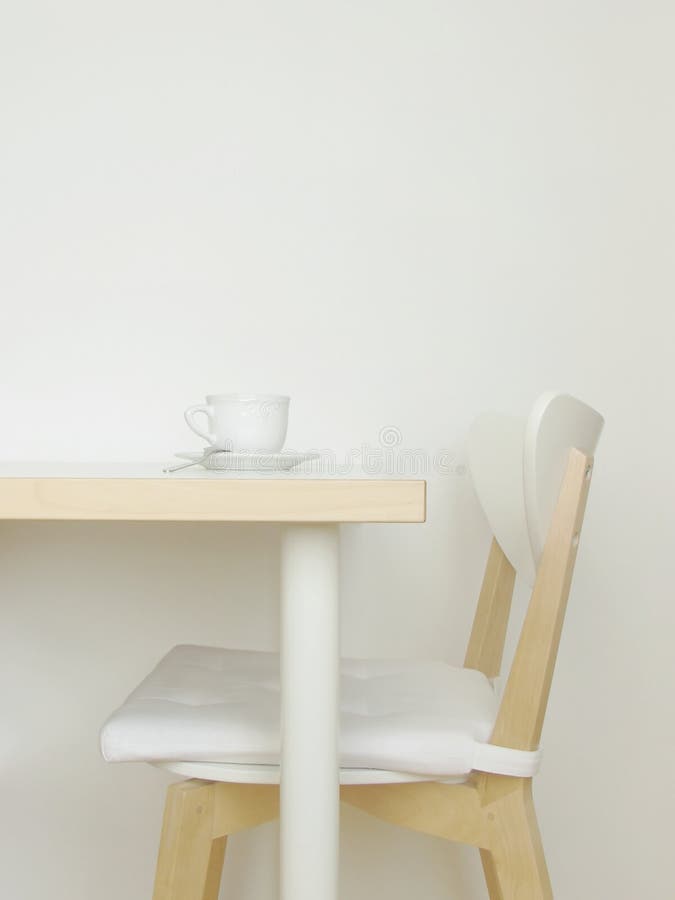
[465, 392, 604, 752]
[468, 392, 604, 586]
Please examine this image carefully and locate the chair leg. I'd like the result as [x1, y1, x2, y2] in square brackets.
[480, 777, 552, 900]
[202, 835, 227, 900]
[479, 848, 503, 899]
[153, 780, 225, 900]
[152, 779, 280, 900]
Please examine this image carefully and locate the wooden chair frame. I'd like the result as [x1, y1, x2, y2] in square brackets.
[151, 448, 593, 899]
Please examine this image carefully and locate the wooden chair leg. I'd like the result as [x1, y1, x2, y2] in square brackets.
[479, 847, 503, 899]
[152, 779, 280, 900]
[480, 777, 552, 900]
[342, 777, 552, 899]
[153, 780, 225, 900]
[202, 835, 227, 900]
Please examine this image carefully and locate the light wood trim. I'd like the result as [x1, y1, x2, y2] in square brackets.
[155, 776, 552, 899]
[464, 538, 516, 678]
[212, 782, 280, 836]
[341, 781, 486, 847]
[478, 775, 553, 899]
[153, 780, 225, 900]
[202, 837, 227, 900]
[341, 775, 551, 897]
[154, 772, 551, 896]
[490, 448, 593, 751]
[0, 478, 426, 523]
[153, 780, 279, 900]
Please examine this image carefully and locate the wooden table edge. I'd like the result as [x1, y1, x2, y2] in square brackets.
[0, 477, 427, 523]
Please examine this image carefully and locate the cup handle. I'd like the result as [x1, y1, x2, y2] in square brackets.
[184, 404, 215, 445]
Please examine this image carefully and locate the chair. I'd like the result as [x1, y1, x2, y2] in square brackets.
[101, 391, 603, 899]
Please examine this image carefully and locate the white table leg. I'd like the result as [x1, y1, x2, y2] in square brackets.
[280, 524, 340, 900]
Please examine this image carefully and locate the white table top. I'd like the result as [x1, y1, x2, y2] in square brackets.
[0, 460, 417, 480]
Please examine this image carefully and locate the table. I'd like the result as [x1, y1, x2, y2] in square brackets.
[0, 462, 426, 900]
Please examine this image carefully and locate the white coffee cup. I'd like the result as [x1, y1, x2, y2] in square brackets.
[184, 394, 290, 452]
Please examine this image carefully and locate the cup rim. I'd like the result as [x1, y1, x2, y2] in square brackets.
[206, 393, 290, 404]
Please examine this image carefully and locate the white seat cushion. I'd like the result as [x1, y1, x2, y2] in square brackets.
[101, 644, 499, 777]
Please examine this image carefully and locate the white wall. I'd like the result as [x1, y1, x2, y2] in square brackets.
[1, 2, 673, 897]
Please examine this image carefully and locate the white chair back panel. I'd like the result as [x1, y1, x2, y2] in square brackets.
[468, 392, 604, 586]
[467, 413, 536, 584]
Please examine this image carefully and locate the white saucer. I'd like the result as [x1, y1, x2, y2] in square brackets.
[175, 450, 320, 472]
